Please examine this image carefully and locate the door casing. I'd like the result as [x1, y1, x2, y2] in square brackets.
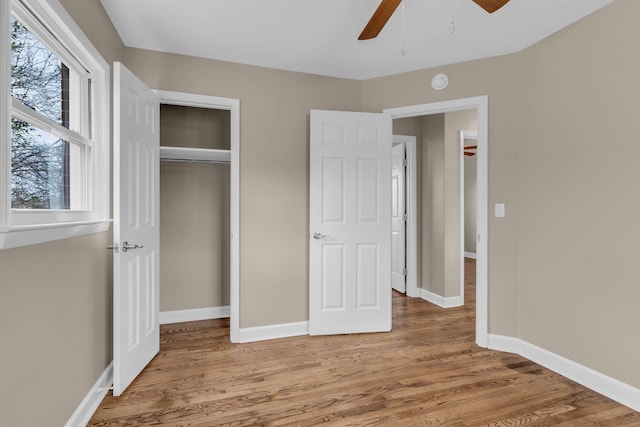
[153, 89, 240, 343]
[385, 96, 489, 347]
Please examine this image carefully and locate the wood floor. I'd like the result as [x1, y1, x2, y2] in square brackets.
[90, 259, 640, 426]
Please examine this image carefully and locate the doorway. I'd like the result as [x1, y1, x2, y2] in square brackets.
[155, 90, 240, 343]
[385, 96, 488, 347]
[158, 104, 231, 328]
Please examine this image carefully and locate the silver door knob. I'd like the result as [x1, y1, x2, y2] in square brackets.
[121, 241, 144, 252]
[313, 232, 327, 240]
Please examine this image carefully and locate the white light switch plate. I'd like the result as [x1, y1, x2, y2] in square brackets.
[495, 203, 506, 218]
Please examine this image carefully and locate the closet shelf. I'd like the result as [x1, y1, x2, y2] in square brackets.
[160, 146, 231, 164]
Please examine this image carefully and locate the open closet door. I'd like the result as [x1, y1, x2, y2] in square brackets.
[309, 110, 392, 335]
[112, 62, 160, 396]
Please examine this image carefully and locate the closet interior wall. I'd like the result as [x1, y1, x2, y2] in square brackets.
[159, 104, 231, 313]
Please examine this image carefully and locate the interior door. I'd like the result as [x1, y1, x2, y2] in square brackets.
[112, 62, 160, 396]
[309, 109, 392, 335]
[391, 143, 406, 294]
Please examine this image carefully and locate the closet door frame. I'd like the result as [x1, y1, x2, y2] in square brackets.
[154, 89, 240, 343]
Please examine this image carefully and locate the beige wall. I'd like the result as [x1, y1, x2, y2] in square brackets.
[123, 47, 363, 328]
[513, 0, 640, 388]
[0, 1, 124, 426]
[160, 105, 230, 310]
[160, 104, 230, 150]
[363, 0, 640, 388]
[421, 114, 445, 295]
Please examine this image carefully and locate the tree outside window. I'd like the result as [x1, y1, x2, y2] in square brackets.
[10, 16, 70, 209]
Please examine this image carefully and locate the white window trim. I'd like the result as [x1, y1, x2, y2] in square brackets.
[0, 0, 111, 249]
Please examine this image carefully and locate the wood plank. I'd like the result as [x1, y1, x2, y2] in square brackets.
[89, 259, 640, 426]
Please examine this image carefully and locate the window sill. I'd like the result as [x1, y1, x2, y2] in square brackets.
[0, 219, 112, 250]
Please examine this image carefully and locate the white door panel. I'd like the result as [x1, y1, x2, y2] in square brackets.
[113, 62, 160, 396]
[309, 110, 391, 335]
[391, 143, 406, 293]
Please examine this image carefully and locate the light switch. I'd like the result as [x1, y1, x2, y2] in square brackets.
[495, 203, 506, 218]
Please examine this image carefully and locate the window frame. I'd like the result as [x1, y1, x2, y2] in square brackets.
[0, 0, 111, 249]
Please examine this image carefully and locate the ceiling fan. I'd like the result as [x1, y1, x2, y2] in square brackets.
[358, 0, 510, 40]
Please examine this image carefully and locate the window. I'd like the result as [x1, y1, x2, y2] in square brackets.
[0, 0, 110, 249]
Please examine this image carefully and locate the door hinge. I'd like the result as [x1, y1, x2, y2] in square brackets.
[403, 213, 408, 221]
[402, 267, 408, 276]
[402, 158, 408, 167]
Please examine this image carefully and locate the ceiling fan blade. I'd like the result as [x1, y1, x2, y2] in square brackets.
[464, 145, 478, 150]
[464, 152, 476, 156]
[472, 0, 510, 13]
[358, 0, 403, 40]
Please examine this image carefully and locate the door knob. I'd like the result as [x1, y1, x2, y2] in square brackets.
[313, 232, 327, 240]
[107, 241, 144, 252]
[121, 241, 144, 252]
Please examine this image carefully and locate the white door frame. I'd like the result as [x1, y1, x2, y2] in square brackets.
[460, 130, 478, 305]
[392, 135, 419, 298]
[154, 90, 241, 343]
[384, 96, 489, 348]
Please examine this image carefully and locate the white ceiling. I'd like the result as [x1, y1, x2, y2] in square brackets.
[100, 0, 613, 80]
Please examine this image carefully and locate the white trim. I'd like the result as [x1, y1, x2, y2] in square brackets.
[154, 90, 241, 344]
[0, 0, 11, 230]
[488, 334, 640, 413]
[487, 334, 520, 353]
[0, 220, 111, 249]
[384, 96, 489, 348]
[160, 306, 230, 325]
[420, 288, 463, 308]
[64, 362, 113, 427]
[238, 321, 309, 343]
[392, 134, 419, 298]
[464, 251, 477, 259]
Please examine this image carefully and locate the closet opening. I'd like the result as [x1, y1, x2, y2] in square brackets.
[157, 100, 236, 338]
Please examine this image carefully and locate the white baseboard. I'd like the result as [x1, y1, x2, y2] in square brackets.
[160, 305, 230, 325]
[420, 289, 463, 308]
[65, 362, 113, 427]
[464, 251, 477, 259]
[488, 334, 640, 412]
[238, 321, 309, 343]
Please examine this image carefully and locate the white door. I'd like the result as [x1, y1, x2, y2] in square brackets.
[112, 62, 160, 396]
[309, 109, 392, 335]
[391, 144, 406, 294]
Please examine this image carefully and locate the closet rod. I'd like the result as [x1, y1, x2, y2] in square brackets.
[160, 158, 230, 165]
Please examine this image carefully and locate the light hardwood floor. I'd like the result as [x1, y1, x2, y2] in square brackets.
[89, 259, 640, 426]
